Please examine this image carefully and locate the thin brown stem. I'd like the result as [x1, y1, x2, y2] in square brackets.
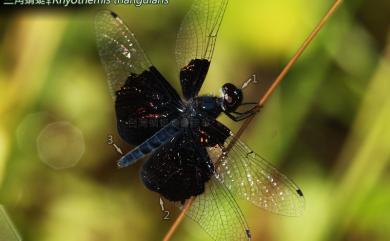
[162, 1, 343, 240]
[162, 197, 194, 241]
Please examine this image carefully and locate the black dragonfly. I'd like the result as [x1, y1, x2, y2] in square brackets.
[96, 1, 305, 240]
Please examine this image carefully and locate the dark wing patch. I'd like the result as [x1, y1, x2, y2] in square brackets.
[115, 67, 182, 145]
[176, 0, 229, 99]
[140, 129, 214, 202]
[95, 11, 182, 145]
[198, 118, 231, 147]
[180, 59, 210, 99]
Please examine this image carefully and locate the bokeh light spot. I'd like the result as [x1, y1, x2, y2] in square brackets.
[36, 121, 85, 170]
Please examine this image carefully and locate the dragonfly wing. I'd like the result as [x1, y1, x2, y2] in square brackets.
[95, 11, 182, 145]
[176, 0, 229, 99]
[180, 176, 251, 241]
[208, 133, 305, 216]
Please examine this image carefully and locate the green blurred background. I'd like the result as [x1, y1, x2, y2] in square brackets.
[0, 0, 389, 241]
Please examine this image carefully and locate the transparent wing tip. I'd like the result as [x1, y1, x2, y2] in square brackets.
[109, 11, 118, 18]
[246, 229, 252, 240]
[95, 9, 109, 19]
[95, 10, 119, 25]
[290, 190, 306, 216]
[296, 188, 304, 197]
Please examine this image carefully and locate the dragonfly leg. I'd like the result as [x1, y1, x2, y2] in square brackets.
[224, 104, 262, 122]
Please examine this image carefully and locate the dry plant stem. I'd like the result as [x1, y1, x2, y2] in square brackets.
[162, 197, 194, 241]
[162, 1, 343, 240]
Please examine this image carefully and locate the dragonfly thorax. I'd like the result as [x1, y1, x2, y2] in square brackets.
[190, 95, 223, 119]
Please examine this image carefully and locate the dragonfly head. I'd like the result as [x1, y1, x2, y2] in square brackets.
[220, 83, 243, 112]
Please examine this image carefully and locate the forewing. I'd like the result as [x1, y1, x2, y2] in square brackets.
[176, 0, 228, 99]
[208, 135, 305, 216]
[96, 11, 149, 98]
[96, 11, 182, 145]
[95, 10, 180, 101]
[181, 177, 251, 241]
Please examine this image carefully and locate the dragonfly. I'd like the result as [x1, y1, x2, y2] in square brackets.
[95, 1, 305, 240]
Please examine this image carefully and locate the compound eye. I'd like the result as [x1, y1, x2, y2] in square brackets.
[221, 83, 243, 112]
[224, 93, 233, 103]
